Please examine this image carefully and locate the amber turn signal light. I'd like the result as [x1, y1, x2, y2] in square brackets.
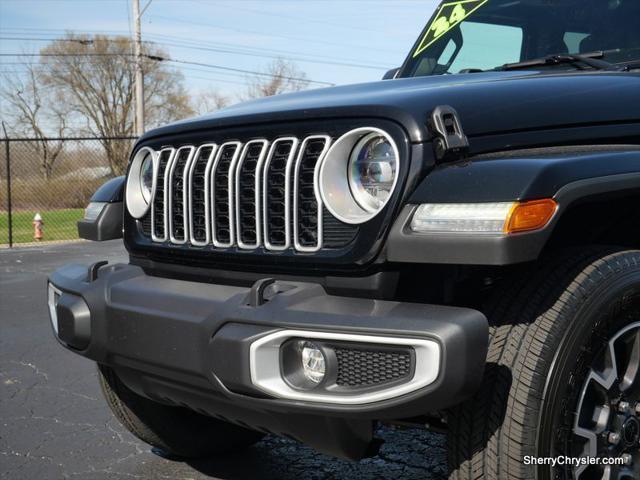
[505, 199, 558, 234]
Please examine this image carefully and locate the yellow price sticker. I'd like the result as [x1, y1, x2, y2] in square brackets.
[413, 0, 489, 58]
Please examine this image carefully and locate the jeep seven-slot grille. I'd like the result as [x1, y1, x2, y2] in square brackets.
[140, 135, 359, 252]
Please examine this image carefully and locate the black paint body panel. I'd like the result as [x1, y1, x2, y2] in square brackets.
[409, 147, 640, 203]
[140, 71, 640, 146]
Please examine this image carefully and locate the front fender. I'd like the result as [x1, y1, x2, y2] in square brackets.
[387, 146, 640, 265]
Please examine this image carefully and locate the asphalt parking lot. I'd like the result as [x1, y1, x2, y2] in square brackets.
[0, 240, 446, 480]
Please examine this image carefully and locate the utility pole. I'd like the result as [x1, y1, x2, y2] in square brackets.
[132, 0, 152, 136]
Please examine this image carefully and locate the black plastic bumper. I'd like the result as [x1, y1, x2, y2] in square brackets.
[48, 262, 488, 459]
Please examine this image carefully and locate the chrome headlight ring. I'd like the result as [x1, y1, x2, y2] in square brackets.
[126, 146, 158, 219]
[318, 127, 400, 225]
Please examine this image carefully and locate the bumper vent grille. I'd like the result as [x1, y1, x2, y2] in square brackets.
[140, 134, 357, 253]
[334, 347, 412, 387]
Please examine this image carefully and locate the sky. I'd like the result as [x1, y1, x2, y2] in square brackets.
[0, 0, 440, 101]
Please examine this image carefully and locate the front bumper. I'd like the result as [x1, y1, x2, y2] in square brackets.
[48, 262, 488, 459]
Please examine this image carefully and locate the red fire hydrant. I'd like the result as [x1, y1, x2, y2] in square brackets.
[33, 213, 44, 241]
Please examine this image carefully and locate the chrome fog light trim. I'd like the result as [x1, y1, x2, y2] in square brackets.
[249, 330, 440, 405]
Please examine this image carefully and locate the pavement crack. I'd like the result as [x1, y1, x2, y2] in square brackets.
[9, 361, 50, 381]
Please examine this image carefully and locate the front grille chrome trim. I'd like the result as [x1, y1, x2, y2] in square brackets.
[168, 146, 196, 245]
[211, 141, 242, 248]
[293, 135, 332, 253]
[151, 147, 175, 243]
[188, 144, 217, 247]
[235, 139, 269, 250]
[263, 137, 299, 252]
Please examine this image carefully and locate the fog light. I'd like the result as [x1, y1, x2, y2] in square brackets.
[301, 342, 326, 384]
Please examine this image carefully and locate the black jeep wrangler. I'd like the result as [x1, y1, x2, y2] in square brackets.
[48, 0, 640, 478]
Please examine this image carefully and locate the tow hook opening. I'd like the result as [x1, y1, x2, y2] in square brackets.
[247, 278, 296, 307]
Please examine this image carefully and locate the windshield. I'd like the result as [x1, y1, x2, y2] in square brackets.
[399, 0, 640, 77]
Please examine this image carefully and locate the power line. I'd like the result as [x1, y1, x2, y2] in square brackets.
[211, 2, 386, 35]
[0, 29, 395, 67]
[0, 52, 335, 86]
[149, 14, 398, 54]
[0, 35, 388, 70]
[0, 53, 134, 57]
[160, 57, 334, 86]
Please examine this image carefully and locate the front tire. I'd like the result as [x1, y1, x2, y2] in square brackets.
[448, 247, 640, 480]
[98, 364, 265, 458]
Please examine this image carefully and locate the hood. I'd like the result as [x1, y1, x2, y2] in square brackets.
[144, 70, 640, 143]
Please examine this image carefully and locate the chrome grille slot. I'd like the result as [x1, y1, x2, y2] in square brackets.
[151, 148, 175, 242]
[263, 138, 298, 251]
[188, 144, 216, 246]
[235, 140, 268, 249]
[212, 142, 241, 247]
[293, 136, 331, 252]
[168, 146, 195, 244]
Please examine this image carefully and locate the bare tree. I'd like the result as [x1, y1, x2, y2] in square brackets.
[38, 34, 194, 175]
[242, 58, 310, 100]
[1, 61, 67, 180]
[192, 90, 231, 116]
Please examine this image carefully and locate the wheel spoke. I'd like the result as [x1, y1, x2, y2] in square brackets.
[618, 328, 640, 392]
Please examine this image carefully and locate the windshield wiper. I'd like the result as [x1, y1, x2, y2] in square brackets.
[498, 51, 615, 71]
[619, 61, 640, 71]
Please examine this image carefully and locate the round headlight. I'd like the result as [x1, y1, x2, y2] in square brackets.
[140, 154, 154, 204]
[126, 147, 157, 219]
[348, 133, 397, 213]
[319, 127, 400, 225]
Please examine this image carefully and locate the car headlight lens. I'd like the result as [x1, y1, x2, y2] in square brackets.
[125, 146, 156, 219]
[140, 154, 154, 204]
[319, 127, 400, 225]
[348, 133, 397, 213]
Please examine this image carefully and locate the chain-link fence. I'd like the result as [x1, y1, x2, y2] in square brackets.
[0, 136, 136, 247]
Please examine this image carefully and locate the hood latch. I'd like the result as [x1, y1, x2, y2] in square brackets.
[428, 105, 469, 162]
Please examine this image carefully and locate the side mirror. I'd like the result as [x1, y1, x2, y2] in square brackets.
[382, 68, 400, 80]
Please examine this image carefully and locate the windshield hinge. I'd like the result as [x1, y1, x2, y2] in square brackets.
[428, 106, 469, 162]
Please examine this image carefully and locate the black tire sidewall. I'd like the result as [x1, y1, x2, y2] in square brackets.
[536, 257, 640, 480]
